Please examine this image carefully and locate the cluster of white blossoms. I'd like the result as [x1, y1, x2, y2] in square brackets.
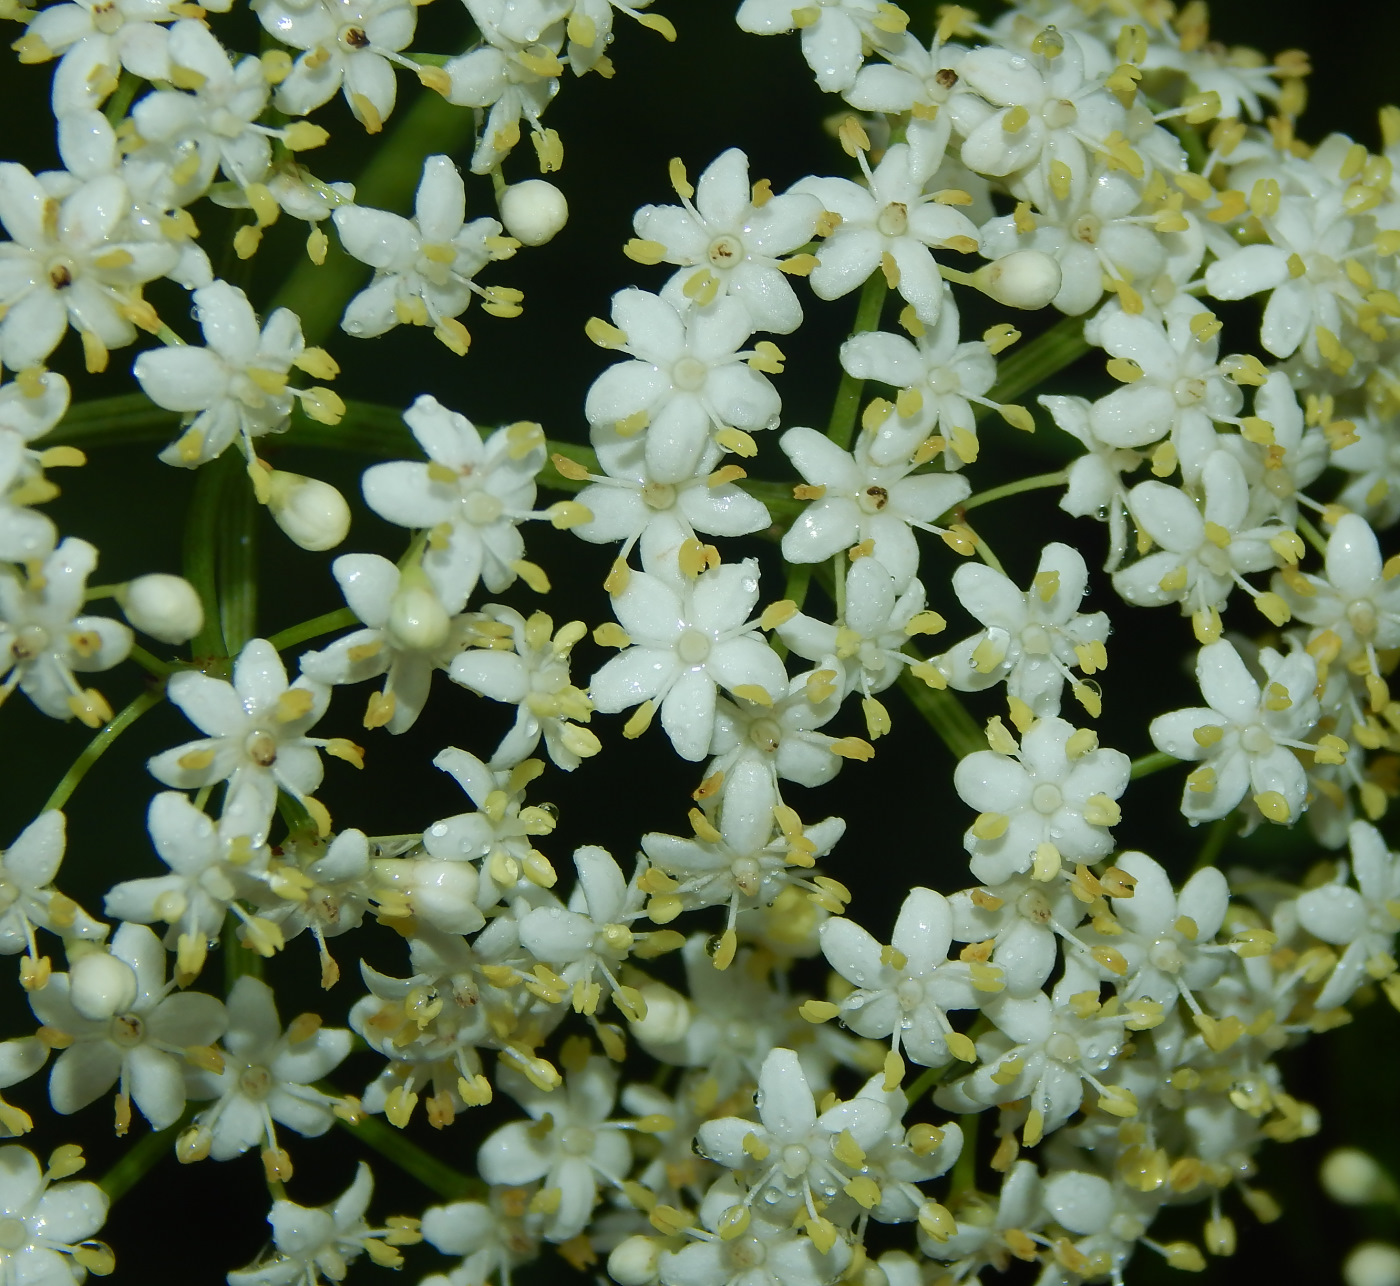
[7, 0, 1400, 1283]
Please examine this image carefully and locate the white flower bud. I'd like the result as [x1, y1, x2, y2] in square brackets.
[1323, 1148, 1396, 1205]
[266, 471, 351, 551]
[404, 859, 484, 935]
[1346, 1243, 1400, 1286]
[972, 250, 1062, 310]
[118, 573, 204, 643]
[69, 951, 138, 1022]
[498, 180, 569, 246]
[388, 569, 450, 651]
[607, 1235, 659, 1286]
[628, 981, 692, 1047]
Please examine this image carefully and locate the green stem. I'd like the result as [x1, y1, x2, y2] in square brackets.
[219, 466, 259, 656]
[979, 312, 1090, 414]
[184, 455, 236, 661]
[336, 1109, 484, 1201]
[905, 1062, 950, 1102]
[128, 644, 174, 678]
[949, 1113, 979, 1198]
[223, 906, 264, 991]
[269, 88, 478, 347]
[1192, 814, 1236, 872]
[1298, 513, 1329, 558]
[825, 271, 889, 450]
[43, 689, 163, 814]
[42, 393, 179, 449]
[97, 1114, 188, 1204]
[962, 470, 1069, 513]
[897, 660, 986, 760]
[267, 607, 358, 653]
[1129, 750, 1178, 780]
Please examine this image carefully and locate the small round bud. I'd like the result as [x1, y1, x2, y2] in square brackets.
[499, 180, 569, 246]
[1323, 1148, 1396, 1205]
[607, 1235, 659, 1286]
[628, 981, 692, 1046]
[388, 571, 450, 651]
[69, 951, 138, 1022]
[402, 859, 483, 935]
[265, 472, 350, 551]
[972, 250, 1062, 310]
[118, 574, 204, 643]
[1346, 1243, 1400, 1286]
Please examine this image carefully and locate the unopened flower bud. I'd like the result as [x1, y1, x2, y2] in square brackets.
[1323, 1149, 1396, 1205]
[388, 568, 450, 651]
[118, 573, 204, 643]
[1346, 1243, 1400, 1286]
[402, 859, 483, 935]
[69, 951, 138, 1021]
[972, 250, 1062, 310]
[498, 180, 569, 246]
[628, 981, 692, 1046]
[607, 1235, 659, 1286]
[265, 472, 350, 551]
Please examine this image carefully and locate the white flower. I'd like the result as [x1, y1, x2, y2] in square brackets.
[837, 290, 998, 468]
[585, 289, 782, 485]
[442, 28, 562, 175]
[448, 605, 598, 770]
[103, 791, 269, 978]
[476, 1056, 632, 1243]
[227, 1162, 409, 1284]
[1297, 822, 1400, 1009]
[921, 1159, 1044, 1270]
[695, 1046, 891, 1220]
[633, 148, 823, 334]
[360, 395, 546, 612]
[948, 33, 1126, 210]
[590, 559, 786, 761]
[183, 975, 352, 1164]
[419, 1192, 543, 1286]
[953, 716, 1129, 885]
[0, 370, 69, 563]
[0, 537, 132, 727]
[1041, 392, 1139, 572]
[29, 922, 226, 1131]
[0, 811, 102, 957]
[254, 0, 416, 131]
[794, 143, 980, 325]
[934, 541, 1109, 718]
[1148, 638, 1320, 824]
[134, 280, 335, 468]
[0, 1145, 111, 1284]
[0, 164, 176, 374]
[948, 873, 1085, 997]
[657, 1174, 852, 1286]
[146, 638, 342, 847]
[779, 426, 972, 586]
[570, 434, 771, 570]
[298, 553, 470, 734]
[736, 0, 902, 94]
[934, 963, 1132, 1136]
[332, 155, 518, 352]
[1112, 450, 1280, 634]
[819, 888, 983, 1067]
[777, 558, 940, 701]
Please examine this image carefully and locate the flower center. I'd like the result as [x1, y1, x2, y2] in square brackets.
[641, 481, 676, 510]
[676, 628, 711, 665]
[340, 24, 370, 48]
[877, 202, 908, 237]
[748, 717, 782, 753]
[780, 1143, 812, 1178]
[1348, 599, 1378, 638]
[1072, 213, 1101, 245]
[0, 1218, 27, 1252]
[896, 978, 924, 1010]
[1241, 725, 1274, 755]
[1032, 783, 1063, 814]
[731, 855, 762, 897]
[110, 1012, 146, 1048]
[1174, 376, 1207, 406]
[48, 261, 74, 289]
[707, 233, 744, 268]
[1042, 98, 1078, 129]
[246, 730, 278, 767]
[239, 1065, 273, 1099]
[1045, 1032, 1080, 1062]
[727, 1235, 767, 1269]
[560, 1125, 595, 1156]
[90, 0, 123, 33]
[672, 356, 708, 391]
[1021, 623, 1052, 655]
[11, 625, 49, 663]
[462, 491, 504, 525]
[1148, 938, 1183, 973]
[858, 485, 890, 514]
[1018, 887, 1053, 924]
